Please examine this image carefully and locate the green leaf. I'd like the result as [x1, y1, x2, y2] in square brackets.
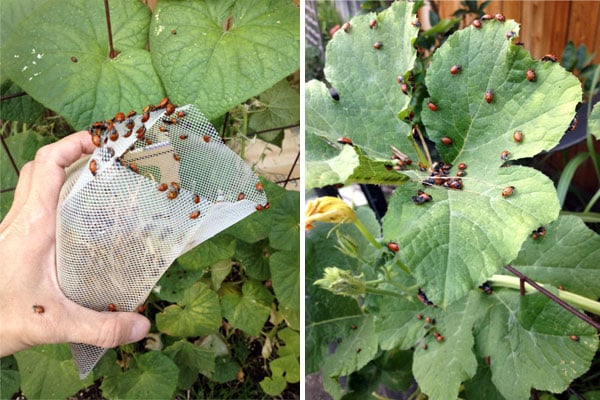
[306, 1, 419, 171]
[0, 130, 53, 219]
[0, 80, 45, 123]
[270, 354, 300, 383]
[248, 79, 300, 137]
[556, 153, 589, 207]
[374, 296, 429, 351]
[268, 185, 300, 251]
[561, 41, 577, 71]
[178, 234, 236, 271]
[210, 259, 233, 291]
[278, 328, 300, 358]
[378, 350, 414, 392]
[153, 260, 205, 303]
[156, 281, 221, 337]
[212, 356, 241, 383]
[2, 0, 164, 130]
[384, 19, 581, 307]
[590, 102, 600, 140]
[259, 375, 287, 396]
[163, 340, 216, 389]
[220, 279, 273, 335]
[270, 250, 299, 318]
[236, 238, 271, 280]
[473, 290, 598, 399]
[412, 291, 481, 400]
[101, 351, 178, 400]
[14, 344, 92, 399]
[150, 0, 299, 120]
[511, 215, 600, 299]
[463, 362, 505, 400]
[0, 356, 20, 400]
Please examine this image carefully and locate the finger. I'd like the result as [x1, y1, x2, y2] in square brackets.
[54, 301, 151, 349]
[28, 131, 95, 213]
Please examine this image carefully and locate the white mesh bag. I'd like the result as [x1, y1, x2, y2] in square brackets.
[56, 103, 267, 378]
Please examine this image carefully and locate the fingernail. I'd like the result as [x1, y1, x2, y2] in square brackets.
[128, 319, 150, 343]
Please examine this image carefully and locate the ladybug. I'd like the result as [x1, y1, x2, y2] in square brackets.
[526, 69, 536, 82]
[342, 22, 351, 32]
[373, 41, 383, 50]
[176, 111, 186, 118]
[136, 126, 146, 139]
[441, 136, 452, 145]
[193, 194, 200, 204]
[129, 163, 139, 174]
[126, 110, 137, 118]
[171, 29, 177, 35]
[356, 348, 362, 353]
[542, 54, 558, 62]
[417, 289, 433, 306]
[89, 159, 97, 176]
[167, 190, 178, 200]
[479, 282, 493, 294]
[495, 13, 505, 22]
[500, 150, 510, 161]
[456, 170, 466, 177]
[32, 304, 45, 314]
[171, 182, 180, 191]
[108, 303, 117, 312]
[436, 335, 444, 343]
[481, 14, 493, 21]
[388, 242, 400, 252]
[502, 186, 515, 198]
[180, 134, 188, 140]
[416, 314, 423, 320]
[568, 116, 578, 132]
[190, 210, 200, 219]
[173, 154, 181, 161]
[113, 112, 125, 123]
[165, 103, 176, 116]
[256, 204, 265, 211]
[158, 97, 169, 109]
[109, 129, 119, 142]
[158, 183, 168, 192]
[422, 343, 428, 350]
[485, 89, 493, 103]
[237, 192, 246, 201]
[337, 137, 353, 146]
[125, 119, 135, 130]
[450, 65, 462, 75]
[570, 335, 579, 342]
[369, 19, 377, 29]
[458, 163, 467, 170]
[425, 317, 433, 324]
[70, 56, 78, 63]
[136, 304, 147, 313]
[400, 82, 408, 95]
[513, 130, 523, 143]
[141, 111, 150, 123]
[427, 101, 438, 112]
[537, 226, 547, 236]
[329, 87, 340, 101]
[264, 202, 271, 209]
[506, 31, 516, 40]
[159, 126, 169, 132]
[351, 324, 357, 330]
[412, 20, 421, 28]
[472, 19, 482, 28]
[124, 129, 133, 138]
[200, 135, 209, 142]
[91, 134, 101, 147]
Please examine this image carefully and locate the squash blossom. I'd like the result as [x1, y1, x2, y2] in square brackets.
[305, 196, 356, 230]
[314, 267, 366, 297]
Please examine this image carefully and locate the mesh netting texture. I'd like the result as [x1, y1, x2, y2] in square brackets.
[56, 102, 267, 378]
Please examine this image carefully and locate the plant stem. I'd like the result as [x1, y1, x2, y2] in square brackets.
[583, 188, 600, 213]
[365, 286, 404, 298]
[353, 219, 381, 249]
[559, 210, 600, 223]
[103, 0, 118, 59]
[492, 271, 600, 320]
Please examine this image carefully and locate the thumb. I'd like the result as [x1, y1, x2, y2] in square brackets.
[59, 304, 151, 349]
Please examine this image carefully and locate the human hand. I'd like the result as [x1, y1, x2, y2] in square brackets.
[0, 131, 150, 357]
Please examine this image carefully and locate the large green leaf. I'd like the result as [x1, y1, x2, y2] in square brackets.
[0, 80, 44, 123]
[384, 19, 581, 308]
[2, 0, 164, 130]
[248, 78, 300, 138]
[220, 279, 273, 335]
[150, 0, 299, 120]
[268, 185, 300, 251]
[473, 290, 598, 399]
[156, 281, 221, 337]
[511, 215, 600, 299]
[14, 344, 92, 399]
[0, 356, 20, 400]
[305, 1, 419, 188]
[270, 250, 299, 324]
[101, 351, 178, 399]
[163, 340, 215, 389]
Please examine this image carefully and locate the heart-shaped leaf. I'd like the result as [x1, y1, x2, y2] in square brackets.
[305, 1, 419, 187]
[156, 281, 221, 337]
[248, 79, 300, 138]
[149, 0, 299, 120]
[383, 19, 581, 307]
[220, 279, 273, 335]
[3, 0, 165, 130]
[163, 340, 215, 389]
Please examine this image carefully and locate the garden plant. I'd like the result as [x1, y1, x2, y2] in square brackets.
[306, 2, 600, 399]
[0, 0, 300, 398]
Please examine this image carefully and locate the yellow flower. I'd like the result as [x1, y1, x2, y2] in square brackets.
[305, 196, 357, 230]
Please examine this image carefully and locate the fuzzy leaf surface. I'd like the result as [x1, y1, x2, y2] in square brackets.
[511, 215, 600, 298]
[150, 0, 299, 120]
[473, 290, 598, 399]
[305, 1, 419, 187]
[384, 20, 581, 307]
[3, 0, 164, 130]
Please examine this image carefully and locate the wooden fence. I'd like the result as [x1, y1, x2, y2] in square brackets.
[421, 1, 600, 63]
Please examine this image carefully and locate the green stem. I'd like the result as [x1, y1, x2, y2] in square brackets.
[490, 274, 600, 315]
[559, 210, 600, 223]
[365, 278, 386, 285]
[583, 188, 600, 213]
[353, 219, 382, 249]
[365, 286, 404, 298]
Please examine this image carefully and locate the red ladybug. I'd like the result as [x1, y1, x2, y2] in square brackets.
[458, 163, 467, 170]
[472, 19, 482, 28]
[342, 22, 351, 32]
[337, 137, 354, 146]
[428, 101, 438, 112]
[157, 97, 169, 109]
[513, 130, 523, 143]
[494, 13, 505, 22]
[542, 54, 558, 62]
[570, 335, 579, 342]
[485, 89, 493, 104]
[190, 210, 200, 219]
[441, 136, 452, 145]
[369, 19, 377, 29]
[450, 65, 462, 75]
[165, 103, 176, 116]
[237, 192, 246, 201]
[89, 159, 97, 176]
[502, 186, 515, 198]
[388, 242, 400, 252]
[158, 183, 168, 192]
[501, 150, 510, 161]
[526, 69, 536, 82]
[193, 194, 200, 204]
[108, 303, 117, 312]
[141, 111, 150, 123]
[114, 112, 125, 123]
[32, 304, 45, 314]
[256, 182, 264, 192]
[373, 41, 383, 50]
[481, 14, 493, 21]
